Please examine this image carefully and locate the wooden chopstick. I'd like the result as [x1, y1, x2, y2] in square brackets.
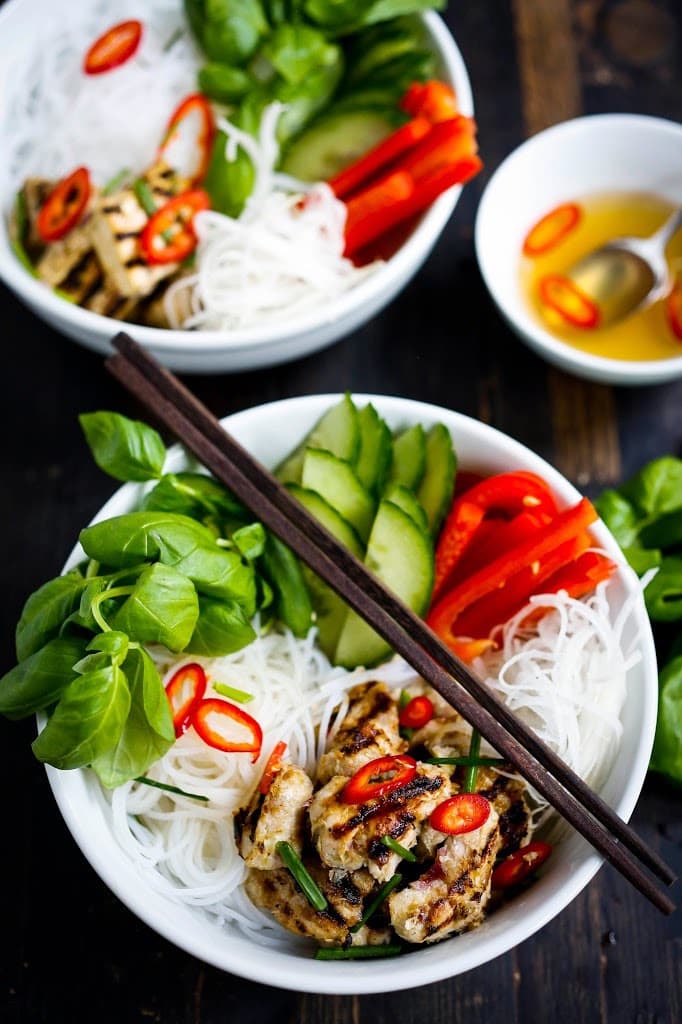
[106, 333, 676, 915]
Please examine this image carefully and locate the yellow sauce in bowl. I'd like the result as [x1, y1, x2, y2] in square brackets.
[521, 191, 682, 362]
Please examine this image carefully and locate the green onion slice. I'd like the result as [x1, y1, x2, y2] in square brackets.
[464, 730, 481, 793]
[134, 776, 209, 802]
[102, 168, 131, 196]
[350, 872, 403, 934]
[276, 841, 327, 912]
[133, 179, 157, 216]
[315, 944, 403, 960]
[425, 756, 506, 767]
[380, 835, 417, 862]
[214, 682, 254, 704]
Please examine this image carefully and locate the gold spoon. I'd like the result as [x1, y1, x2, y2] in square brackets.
[564, 206, 682, 327]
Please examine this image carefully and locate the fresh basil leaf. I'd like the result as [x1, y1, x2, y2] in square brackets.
[73, 651, 110, 675]
[261, 24, 340, 84]
[232, 522, 266, 561]
[79, 412, 166, 483]
[87, 631, 130, 666]
[621, 546, 662, 575]
[31, 663, 131, 770]
[110, 564, 199, 652]
[188, 0, 269, 65]
[639, 508, 682, 550]
[650, 654, 682, 785]
[303, 0, 443, 36]
[185, 597, 256, 656]
[198, 62, 251, 102]
[621, 456, 682, 518]
[0, 636, 87, 720]
[16, 571, 87, 662]
[91, 648, 174, 788]
[259, 533, 313, 637]
[153, 533, 257, 613]
[142, 472, 246, 524]
[644, 557, 682, 622]
[594, 489, 641, 549]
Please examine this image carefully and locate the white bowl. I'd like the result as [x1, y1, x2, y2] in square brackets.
[475, 114, 682, 386]
[43, 394, 657, 994]
[0, 3, 472, 374]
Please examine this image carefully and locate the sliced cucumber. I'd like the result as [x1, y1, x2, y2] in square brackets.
[417, 424, 457, 536]
[288, 484, 362, 658]
[355, 403, 393, 496]
[387, 423, 426, 491]
[334, 500, 434, 668]
[302, 448, 375, 543]
[385, 483, 428, 533]
[275, 394, 359, 485]
[280, 110, 396, 183]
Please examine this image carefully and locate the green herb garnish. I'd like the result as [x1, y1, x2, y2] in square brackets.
[214, 682, 254, 704]
[315, 944, 403, 960]
[380, 836, 417, 862]
[133, 179, 157, 216]
[102, 168, 131, 196]
[135, 776, 209, 802]
[425, 756, 506, 767]
[276, 840, 328, 912]
[464, 730, 481, 793]
[350, 873, 403, 934]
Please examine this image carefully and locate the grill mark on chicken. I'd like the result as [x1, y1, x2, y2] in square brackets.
[60, 251, 100, 293]
[102, 203, 122, 214]
[331, 774, 444, 837]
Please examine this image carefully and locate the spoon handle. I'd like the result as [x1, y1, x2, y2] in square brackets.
[653, 207, 682, 249]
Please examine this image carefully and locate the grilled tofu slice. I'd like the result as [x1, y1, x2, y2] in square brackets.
[84, 283, 138, 321]
[238, 763, 313, 870]
[309, 763, 450, 883]
[389, 805, 502, 944]
[318, 681, 407, 785]
[89, 161, 188, 298]
[15, 178, 54, 257]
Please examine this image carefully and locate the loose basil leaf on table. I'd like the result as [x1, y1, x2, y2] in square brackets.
[620, 456, 682, 519]
[0, 636, 88, 720]
[185, 597, 257, 656]
[650, 654, 682, 786]
[644, 557, 682, 623]
[109, 563, 200, 651]
[79, 411, 166, 482]
[32, 663, 131, 770]
[15, 570, 87, 661]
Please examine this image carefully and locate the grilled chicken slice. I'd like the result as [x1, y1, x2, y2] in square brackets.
[317, 681, 406, 784]
[476, 767, 531, 858]
[410, 713, 473, 763]
[238, 764, 313, 870]
[309, 763, 450, 883]
[389, 805, 501, 944]
[36, 221, 94, 288]
[89, 161, 187, 298]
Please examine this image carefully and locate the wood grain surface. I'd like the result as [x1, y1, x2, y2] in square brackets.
[1, 1, 681, 1022]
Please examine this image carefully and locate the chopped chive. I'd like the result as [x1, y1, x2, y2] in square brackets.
[315, 944, 403, 960]
[380, 836, 417, 862]
[350, 873, 403, 933]
[464, 731, 481, 793]
[10, 238, 35, 275]
[276, 841, 327, 912]
[133, 179, 157, 216]
[214, 682, 254, 704]
[134, 777, 209, 802]
[398, 689, 411, 710]
[425, 756, 506, 767]
[163, 27, 184, 51]
[102, 168, 131, 196]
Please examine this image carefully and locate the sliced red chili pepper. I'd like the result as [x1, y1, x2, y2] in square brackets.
[522, 202, 581, 257]
[259, 740, 287, 794]
[430, 793, 491, 835]
[191, 698, 263, 761]
[401, 81, 459, 123]
[36, 167, 91, 243]
[399, 695, 434, 729]
[83, 19, 143, 75]
[165, 662, 207, 737]
[140, 189, 210, 265]
[329, 117, 432, 201]
[666, 279, 682, 341]
[492, 841, 552, 889]
[342, 754, 417, 804]
[539, 274, 601, 330]
[159, 93, 216, 186]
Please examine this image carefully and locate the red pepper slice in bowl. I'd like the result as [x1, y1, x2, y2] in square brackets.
[159, 93, 216, 187]
[140, 189, 210, 265]
[401, 81, 460, 123]
[83, 19, 143, 75]
[342, 754, 417, 804]
[539, 274, 601, 329]
[492, 841, 553, 889]
[165, 662, 207, 737]
[259, 740, 287, 794]
[522, 202, 581, 256]
[191, 698, 263, 761]
[36, 167, 91, 243]
[399, 695, 434, 729]
[430, 793, 491, 835]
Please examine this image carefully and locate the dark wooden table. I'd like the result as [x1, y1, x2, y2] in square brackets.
[2, 1, 681, 1021]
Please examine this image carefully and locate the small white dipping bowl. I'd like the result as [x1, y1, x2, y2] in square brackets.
[42, 394, 657, 995]
[0, 2, 471, 374]
[475, 114, 682, 386]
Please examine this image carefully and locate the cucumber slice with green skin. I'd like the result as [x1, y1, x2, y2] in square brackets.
[384, 483, 428, 533]
[355, 403, 393, 496]
[288, 484, 362, 658]
[275, 394, 360, 485]
[334, 499, 434, 668]
[387, 423, 426, 491]
[280, 110, 396, 183]
[302, 448, 375, 543]
[417, 424, 457, 537]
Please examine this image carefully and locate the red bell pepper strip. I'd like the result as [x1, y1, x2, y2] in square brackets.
[342, 754, 417, 804]
[159, 93, 216, 186]
[427, 497, 598, 646]
[448, 508, 555, 588]
[191, 698, 263, 761]
[259, 740, 287, 794]
[522, 202, 581, 257]
[36, 167, 91, 243]
[666, 278, 682, 340]
[165, 662, 207, 737]
[432, 501, 486, 602]
[492, 841, 552, 889]
[450, 638, 497, 662]
[401, 81, 459, 123]
[430, 793, 491, 835]
[539, 274, 601, 329]
[520, 551, 617, 627]
[453, 470, 485, 498]
[396, 117, 478, 183]
[344, 157, 482, 259]
[140, 188, 210, 265]
[398, 695, 434, 729]
[83, 19, 143, 75]
[329, 117, 432, 201]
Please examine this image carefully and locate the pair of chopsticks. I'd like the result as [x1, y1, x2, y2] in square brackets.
[106, 332, 676, 915]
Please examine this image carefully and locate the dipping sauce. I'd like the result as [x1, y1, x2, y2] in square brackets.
[521, 191, 682, 362]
